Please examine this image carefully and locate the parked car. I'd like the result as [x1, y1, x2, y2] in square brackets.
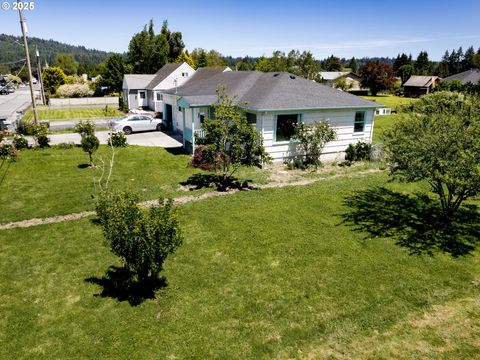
[0, 86, 10, 95]
[109, 114, 162, 135]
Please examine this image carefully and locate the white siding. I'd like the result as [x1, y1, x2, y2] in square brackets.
[261, 108, 375, 162]
[152, 63, 195, 91]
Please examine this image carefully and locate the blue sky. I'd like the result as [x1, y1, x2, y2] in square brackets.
[1, 0, 479, 60]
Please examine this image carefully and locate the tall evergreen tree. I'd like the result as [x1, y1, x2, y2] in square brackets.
[463, 46, 475, 71]
[414, 51, 431, 75]
[161, 20, 185, 62]
[348, 57, 358, 73]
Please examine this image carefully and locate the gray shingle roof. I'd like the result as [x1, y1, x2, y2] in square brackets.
[123, 74, 155, 89]
[442, 69, 480, 84]
[167, 70, 379, 110]
[145, 63, 183, 90]
[404, 75, 438, 87]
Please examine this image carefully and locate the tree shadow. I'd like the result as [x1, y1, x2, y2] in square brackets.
[77, 163, 91, 169]
[164, 146, 189, 156]
[180, 173, 255, 192]
[341, 187, 480, 256]
[85, 266, 167, 306]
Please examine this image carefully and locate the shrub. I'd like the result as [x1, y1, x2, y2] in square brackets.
[95, 191, 183, 283]
[80, 134, 99, 165]
[345, 141, 372, 162]
[13, 135, 29, 149]
[74, 120, 96, 136]
[56, 83, 94, 98]
[0, 142, 18, 161]
[292, 121, 336, 168]
[284, 155, 307, 170]
[190, 144, 223, 171]
[54, 142, 76, 149]
[107, 131, 128, 147]
[30, 123, 50, 148]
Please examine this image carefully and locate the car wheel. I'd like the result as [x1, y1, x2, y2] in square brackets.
[156, 123, 162, 131]
[123, 126, 132, 135]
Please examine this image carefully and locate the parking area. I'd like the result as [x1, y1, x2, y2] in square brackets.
[36, 130, 183, 148]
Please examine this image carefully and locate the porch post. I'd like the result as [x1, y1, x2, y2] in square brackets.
[191, 108, 195, 152]
[182, 108, 186, 146]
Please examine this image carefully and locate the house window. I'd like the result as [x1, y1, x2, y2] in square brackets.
[178, 106, 182, 112]
[139, 92, 145, 99]
[246, 112, 257, 126]
[276, 114, 298, 142]
[354, 111, 365, 133]
[182, 72, 189, 77]
[199, 113, 206, 124]
[156, 93, 163, 101]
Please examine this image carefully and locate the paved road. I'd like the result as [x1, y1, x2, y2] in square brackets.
[0, 87, 34, 123]
[28, 130, 183, 148]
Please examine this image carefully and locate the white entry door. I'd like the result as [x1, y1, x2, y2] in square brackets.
[138, 91, 147, 108]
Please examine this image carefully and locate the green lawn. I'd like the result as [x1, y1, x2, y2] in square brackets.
[361, 94, 417, 110]
[1, 172, 479, 358]
[22, 108, 124, 121]
[0, 146, 268, 224]
[373, 114, 398, 142]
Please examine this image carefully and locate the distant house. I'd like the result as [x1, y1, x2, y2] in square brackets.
[319, 71, 369, 95]
[122, 62, 195, 112]
[161, 69, 380, 162]
[403, 75, 439, 97]
[442, 69, 480, 85]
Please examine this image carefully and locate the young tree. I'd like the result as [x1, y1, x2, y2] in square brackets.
[384, 92, 480, 227]
[54, 53, 79, 76]
[192, 85, 270, 181]
[75, 120, 99, 166]
[98, 54, 132, 93]
[358, 61, 396, 95]
[42, 67, 67, 94]
[96, 191, 182, 284]
[292, 121, 336, 167]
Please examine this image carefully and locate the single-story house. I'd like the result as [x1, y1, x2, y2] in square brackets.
[122, 62, 195, 112]
[442, 68, 480, 85]
[403, 75, 439, 97]
[319, 71, 369, 95]
[161, 69, 380, 162]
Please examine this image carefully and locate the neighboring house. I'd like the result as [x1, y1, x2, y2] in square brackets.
[122, 62, 195, 112]
[161, 69, 380, 162]
[403, 75, 439, 97]
[122, 74, 155, 110]
[319, 71, 368, 95]
[442, 68, 480, 85]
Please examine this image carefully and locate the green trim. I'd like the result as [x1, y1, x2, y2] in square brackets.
[353, 111, 367, 133]
[251, 105, 381, 112]
[177, 97, 191, 109]
[273, 113, 301, 144]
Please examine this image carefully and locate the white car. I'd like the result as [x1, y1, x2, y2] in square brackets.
[109, 114, 163, 135]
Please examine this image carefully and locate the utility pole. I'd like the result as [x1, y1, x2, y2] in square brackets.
[18, 1, 38, 123]
[35, 46, 46, 105]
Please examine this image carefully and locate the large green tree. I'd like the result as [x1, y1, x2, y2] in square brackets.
[161, 20, 185, 62]
[54, 53, 79, 75]
[127, 20, 169, 73]
[98, 54, 132, 92]
[414, 51, 431, 75]
[384, 92, 480, 227]
[358, 61, 396, 96]
[323, 55, 342, 71]
[42, 66, 66, 94]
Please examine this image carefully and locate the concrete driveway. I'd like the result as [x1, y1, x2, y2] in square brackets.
[31, 130, 183, 148]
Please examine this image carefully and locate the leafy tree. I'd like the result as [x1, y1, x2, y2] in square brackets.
[292, 121, 336, 167]
[358, 61, 396, 96]
[54, 53, 79, 75]
[193, 85, 270, 181]
[235, 58, 253, 71]
[384, 92, 480, 227]
[75, 120, 99, 165]
[42, 66, 66, 94]
[397, 64, 414, 84]
[98, 54, 132, 92]
[333, 76, 353, 91]
[323, 55, 342, 71]
[298, 51, 320, 80]
[393, 53, 412, 73]
[175, 51, 194, 68]
[472, 51, 480, 69]
[127, 20, 169, 73]
[161, 20, 185, 62]
[414, 51, 431, 75]
[195, 49, 208, 68]
[95, 191, 182, 284]
[348, 57, 358, 73]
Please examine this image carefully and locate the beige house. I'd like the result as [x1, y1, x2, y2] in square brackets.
[319, 72, 368, 95]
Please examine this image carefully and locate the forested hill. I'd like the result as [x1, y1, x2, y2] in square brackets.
[0, 33, 113, 73]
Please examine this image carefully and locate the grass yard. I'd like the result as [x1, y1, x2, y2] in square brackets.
[0, 146, 268, 224]
[22, 107, 124, 121]
[1, 172, 479, 358]
[361, 94, 417, 110]
[372, 114, 398, 142]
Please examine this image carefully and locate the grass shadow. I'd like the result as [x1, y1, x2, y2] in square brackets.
[180, 173, 255, 192]
[341, 187, 480, 256]
[164, 147, 189, 156]
[85, 266, 167, 306]
[77, 163, 91, 169]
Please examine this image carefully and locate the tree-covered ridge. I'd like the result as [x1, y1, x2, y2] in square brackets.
[0, 33, 113, 74]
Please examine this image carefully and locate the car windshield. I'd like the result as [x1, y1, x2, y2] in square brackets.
[117, 116, 129, 121]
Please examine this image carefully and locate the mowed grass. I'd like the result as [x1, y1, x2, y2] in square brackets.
[373, 114, 398, 142]
[0, 146, 269, 224]
[22, 108, 124, 121]
[361, 94, 417, 110]
[1, 173, 479, 359]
